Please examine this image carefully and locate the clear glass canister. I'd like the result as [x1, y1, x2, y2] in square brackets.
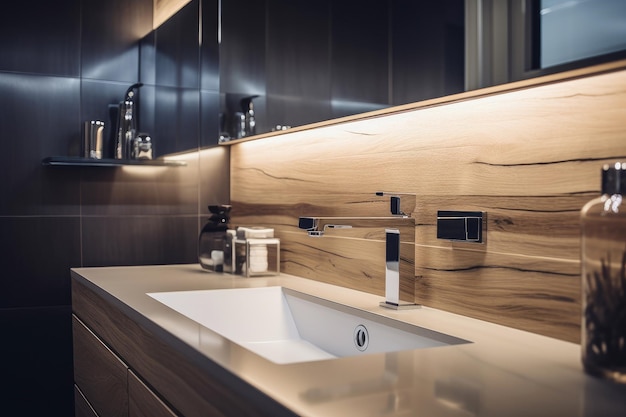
[198, 205, 232, 272]
[581, 162, 626, 383]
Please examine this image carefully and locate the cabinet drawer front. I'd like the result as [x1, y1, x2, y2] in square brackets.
[129, 370, 178, 417]
[74, 385, 99, 417]
[73, 315, 128, 417]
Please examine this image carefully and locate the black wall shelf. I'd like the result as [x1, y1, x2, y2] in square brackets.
[41, 156, 186, 167]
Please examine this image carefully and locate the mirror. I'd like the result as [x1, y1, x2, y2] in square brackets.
[138, 0, 220, 154]
[218, 0, 465, 140]
[219, 0, 626, 140]
[148, 0, 626, 148]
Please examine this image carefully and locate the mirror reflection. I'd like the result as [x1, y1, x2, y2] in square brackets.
[148, 0, 626, 148]
[219, 0, 465, 140]
[220, 0, 626, 140]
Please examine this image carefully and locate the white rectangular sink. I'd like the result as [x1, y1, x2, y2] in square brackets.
[147, 286, 469, 364]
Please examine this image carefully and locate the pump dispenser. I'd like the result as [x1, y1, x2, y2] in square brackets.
[581, 162, 626, 383]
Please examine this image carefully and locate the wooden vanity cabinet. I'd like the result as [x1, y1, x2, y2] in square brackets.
[128, 370, 178, 417]
[74, 385, 99, 417]
[72, 314, 178, 417]
[73, 315, 128, 417]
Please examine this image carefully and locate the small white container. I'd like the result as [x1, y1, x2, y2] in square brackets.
[233, 237, 280, 277]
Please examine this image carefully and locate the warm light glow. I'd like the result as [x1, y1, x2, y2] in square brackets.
[119, 165, 170, 176]
[198, 146, 228, 159]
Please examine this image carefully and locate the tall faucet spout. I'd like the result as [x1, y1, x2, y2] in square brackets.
[298, 192, 420, 310]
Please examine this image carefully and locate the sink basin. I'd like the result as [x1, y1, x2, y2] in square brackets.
[147, 286, 469, 364]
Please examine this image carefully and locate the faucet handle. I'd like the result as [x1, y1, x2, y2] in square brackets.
[375, 191, 416, 217]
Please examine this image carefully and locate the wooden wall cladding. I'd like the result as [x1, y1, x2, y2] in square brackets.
[229, 64, 626, 343]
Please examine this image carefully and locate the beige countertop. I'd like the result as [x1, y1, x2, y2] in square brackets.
[71, 264, 626, 417]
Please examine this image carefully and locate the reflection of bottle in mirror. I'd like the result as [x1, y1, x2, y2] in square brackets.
[244, 100, 256, 136]
[241, 95, 259, 137]
[233, 112, 246, 139]
[133, 133, 154, 160]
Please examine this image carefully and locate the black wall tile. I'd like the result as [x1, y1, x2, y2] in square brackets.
[81, 80, 123, 125]
[219, 0, 266, 95]
[0, 217, 80, 308]
[391, 0, 465, 105]
[443, 18, 466, 97]
[154, 0, 201, 89]
[137, 84, 157, 142]
[82, 216, 198, 267]
[265, 0, 332, 127]
[140, 31, 157, 86]
[81, 0, 153, 83]
[0, 0, 81, 76]
[154, 86, 201, 155]
[265, 95, 332, 129]
[0, 306, 74, 416]
[331, 0, 390, 108]
[201, 90, 220, 148]
[201, 0, 220, 92]
[0, 73, 81, 216]
[79, 164, 199, 216]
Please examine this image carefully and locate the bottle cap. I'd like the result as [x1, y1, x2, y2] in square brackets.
[601, 162, 626, 194]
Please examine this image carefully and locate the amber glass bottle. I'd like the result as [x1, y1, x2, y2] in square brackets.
[581, 163, 626, 383]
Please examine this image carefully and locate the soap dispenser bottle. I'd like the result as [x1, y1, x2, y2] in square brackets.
[581, 162, 626, 383]
[199, 205, 233, 272]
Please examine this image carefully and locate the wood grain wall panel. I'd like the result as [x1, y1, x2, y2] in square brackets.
[229, 64, 626, 344]
[416, 269, 580, 343]
[415, 245, 580, 342]
[415, 194, 591, 261]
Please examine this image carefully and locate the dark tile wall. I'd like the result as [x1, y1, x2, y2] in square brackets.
[0, 0, 225, 415]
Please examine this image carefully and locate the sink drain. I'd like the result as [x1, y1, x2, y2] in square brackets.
[354, 324, 369, 351]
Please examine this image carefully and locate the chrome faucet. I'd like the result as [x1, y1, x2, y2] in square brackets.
[298, 192, 420, 310]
